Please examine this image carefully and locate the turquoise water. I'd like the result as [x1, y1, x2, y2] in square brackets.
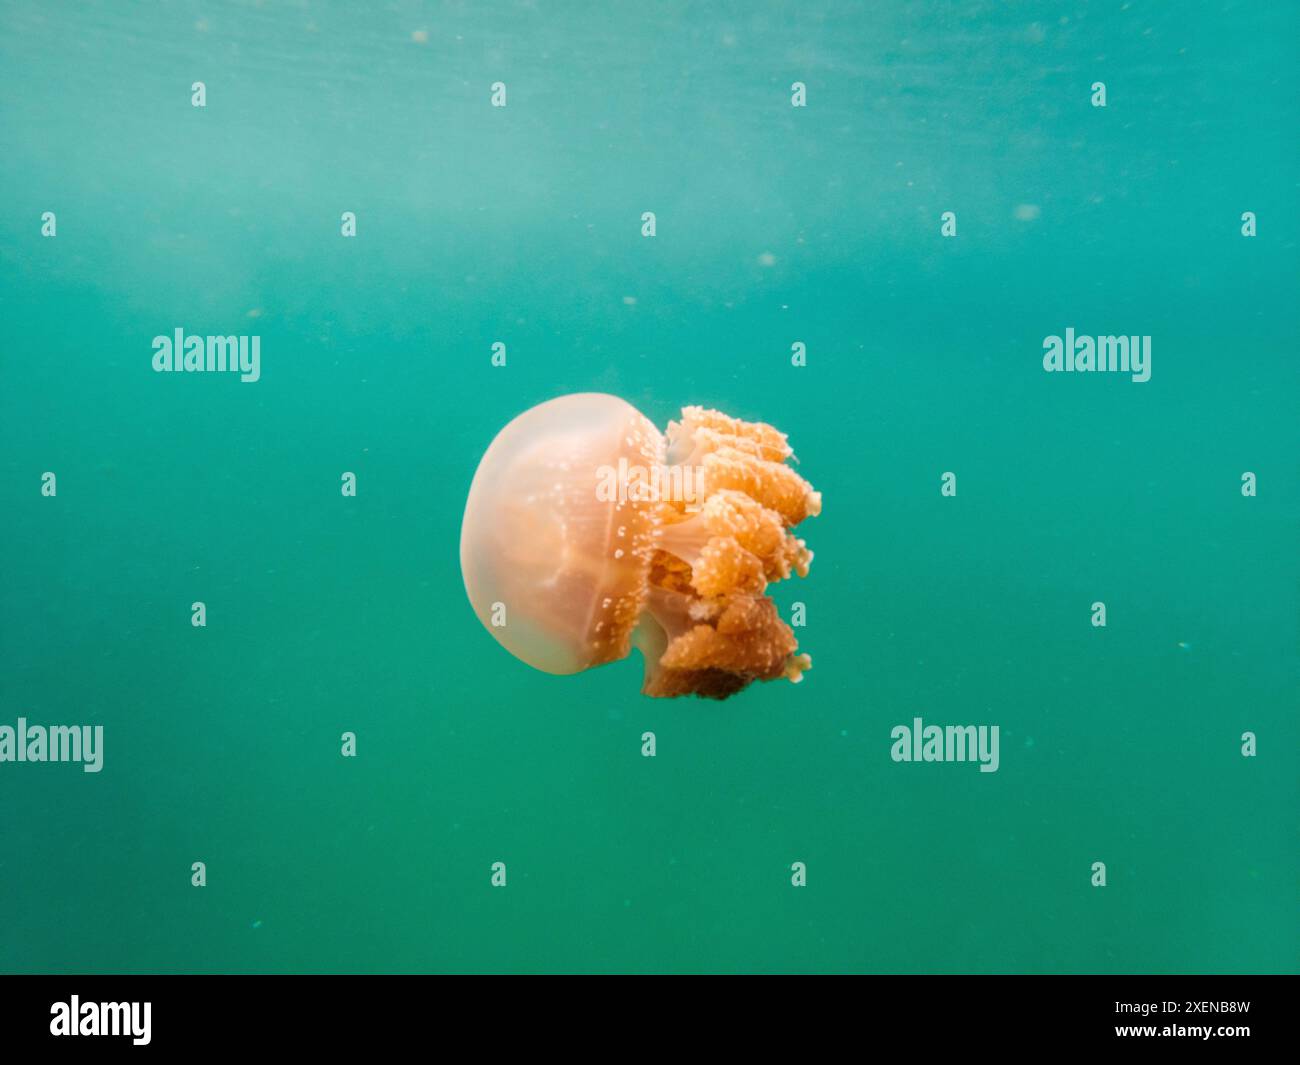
[1, 1, 1296, 973]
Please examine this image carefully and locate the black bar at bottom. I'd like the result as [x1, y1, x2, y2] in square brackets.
[0, 974, 1289, 1052]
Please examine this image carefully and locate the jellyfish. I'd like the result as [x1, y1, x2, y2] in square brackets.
[459, 393, 820, 699]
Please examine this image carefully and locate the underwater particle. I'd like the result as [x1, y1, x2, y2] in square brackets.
[757, 251, 777, 267]
[1013, 203, 1041, 221]
[411, 29, 429, 44]
[622, 295, 638, 306]
[251, 919, 263, 929]
[460, 394, 820, 699]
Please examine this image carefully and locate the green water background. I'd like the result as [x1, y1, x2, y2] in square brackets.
[1, 0, 1296, 973]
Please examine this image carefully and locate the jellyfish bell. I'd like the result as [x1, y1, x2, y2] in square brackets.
[459, 393, 664, 675]
[459, 392, 820, 699]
